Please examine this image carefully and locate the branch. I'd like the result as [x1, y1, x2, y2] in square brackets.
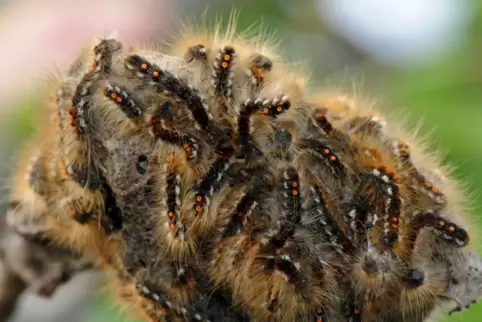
[0, 215, 94, 322]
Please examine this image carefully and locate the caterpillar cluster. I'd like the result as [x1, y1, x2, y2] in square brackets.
[4, 19, 482, 322]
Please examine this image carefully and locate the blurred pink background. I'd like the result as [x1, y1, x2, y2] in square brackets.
[0, 0, 174, 117]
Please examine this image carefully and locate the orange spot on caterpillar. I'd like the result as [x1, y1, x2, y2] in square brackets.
[141, 63, 148, 70]
[250, 66, 264, 83]
[59, 170, 68, 179]
[221, 62, 228, 68]
[183, 144, 192, 153]
[57, 160, 69, 178]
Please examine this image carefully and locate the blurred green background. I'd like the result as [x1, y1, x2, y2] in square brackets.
[1, 0, 481, 321]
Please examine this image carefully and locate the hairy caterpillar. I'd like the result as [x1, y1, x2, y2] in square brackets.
[4, 14, 482, 322]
